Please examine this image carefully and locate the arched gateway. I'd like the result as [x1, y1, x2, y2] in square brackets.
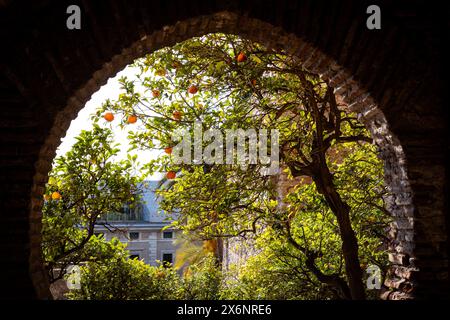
[0, 0, 447, 299]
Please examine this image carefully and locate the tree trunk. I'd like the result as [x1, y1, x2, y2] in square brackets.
[312, 159, 366, 300]
[215, 238, 224, 267]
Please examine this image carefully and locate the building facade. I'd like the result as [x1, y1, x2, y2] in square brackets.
[95, 180, 179, 266]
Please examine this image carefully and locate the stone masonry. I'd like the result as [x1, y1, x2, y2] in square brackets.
[0, 0, 447, 299]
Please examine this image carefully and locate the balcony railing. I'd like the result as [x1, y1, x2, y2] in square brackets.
[101, 205, 144, 222]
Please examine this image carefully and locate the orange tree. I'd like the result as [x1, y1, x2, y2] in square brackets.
[42, 125, 142, 283]
[67, 239, 181, 300]
[95, 33, 390, 299]
[68, 247, 221, 300]
[42, 125, 224, 300]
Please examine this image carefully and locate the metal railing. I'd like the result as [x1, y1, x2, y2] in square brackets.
[101, 205, 144, 222]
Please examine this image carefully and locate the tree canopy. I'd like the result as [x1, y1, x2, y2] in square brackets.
[42, 125, 142, 283]
[92, 33, 390, 299]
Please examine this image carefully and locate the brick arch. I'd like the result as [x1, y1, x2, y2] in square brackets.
[29, 11, 414, 300]
[0, 1, 447, 300]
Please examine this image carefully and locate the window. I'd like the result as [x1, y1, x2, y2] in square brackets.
[129, 232, 139, 240]
[163, 231, 173, 239]
[162, 253, 173, 266]
[121, 203, 131, 215]
[129, 254, 140, 260]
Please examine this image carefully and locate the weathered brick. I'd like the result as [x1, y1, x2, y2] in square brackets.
[0, 0, 447, 300]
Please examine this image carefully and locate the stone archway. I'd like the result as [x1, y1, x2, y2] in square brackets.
[29, 11, 415, 299]
[0, 1, 447, 300]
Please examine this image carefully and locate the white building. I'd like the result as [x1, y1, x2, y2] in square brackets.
[94, 180, 179, 266]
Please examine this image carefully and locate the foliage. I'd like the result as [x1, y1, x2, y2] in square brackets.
[84, 33, 391, 299]
[42, 124, 224, 300]
[68, 245, 222, 300]
[42, 125, 143, 282]
[179, 253, 222, 300]
[222, 143, 389, 299]
[67, 239, 180, 300]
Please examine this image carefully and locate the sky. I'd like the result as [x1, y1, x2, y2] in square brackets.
[55, 65, 164, 180]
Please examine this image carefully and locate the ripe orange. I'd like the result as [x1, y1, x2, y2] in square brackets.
[237, 52, 247, 63]
[103, 112, 114, 122]
[127, 115, 138, 124]
[166, 171, 176, 179]
[43, 194, 51, 201]
[171, 61, 181, 69]
[172, 111, 182, 121]
[164, 147, 173, 154]
[152, 89, 160, 98]
[188, 85, 198, 94]
[251, 79, 257, 86]
[51, 191, 62, 200]
[155, 69, 166, 77]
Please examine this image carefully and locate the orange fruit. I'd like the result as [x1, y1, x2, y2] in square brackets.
[172, 111, 182, 121]
[236, 52, 247, 63]
[152, 89, 160, 98]
[251, 79, 257, 86]
[127, 115, 138, 124]
[166, 171, 176, 179]
[51, 191, 61, 200]
[103, 112, 114, 122]
[188, 85, 198, 94]
[164, 147, 173, 154]
[171, 61, 181, 69]
[155, 69, 166, 77]
[43, 194, 51, 201]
